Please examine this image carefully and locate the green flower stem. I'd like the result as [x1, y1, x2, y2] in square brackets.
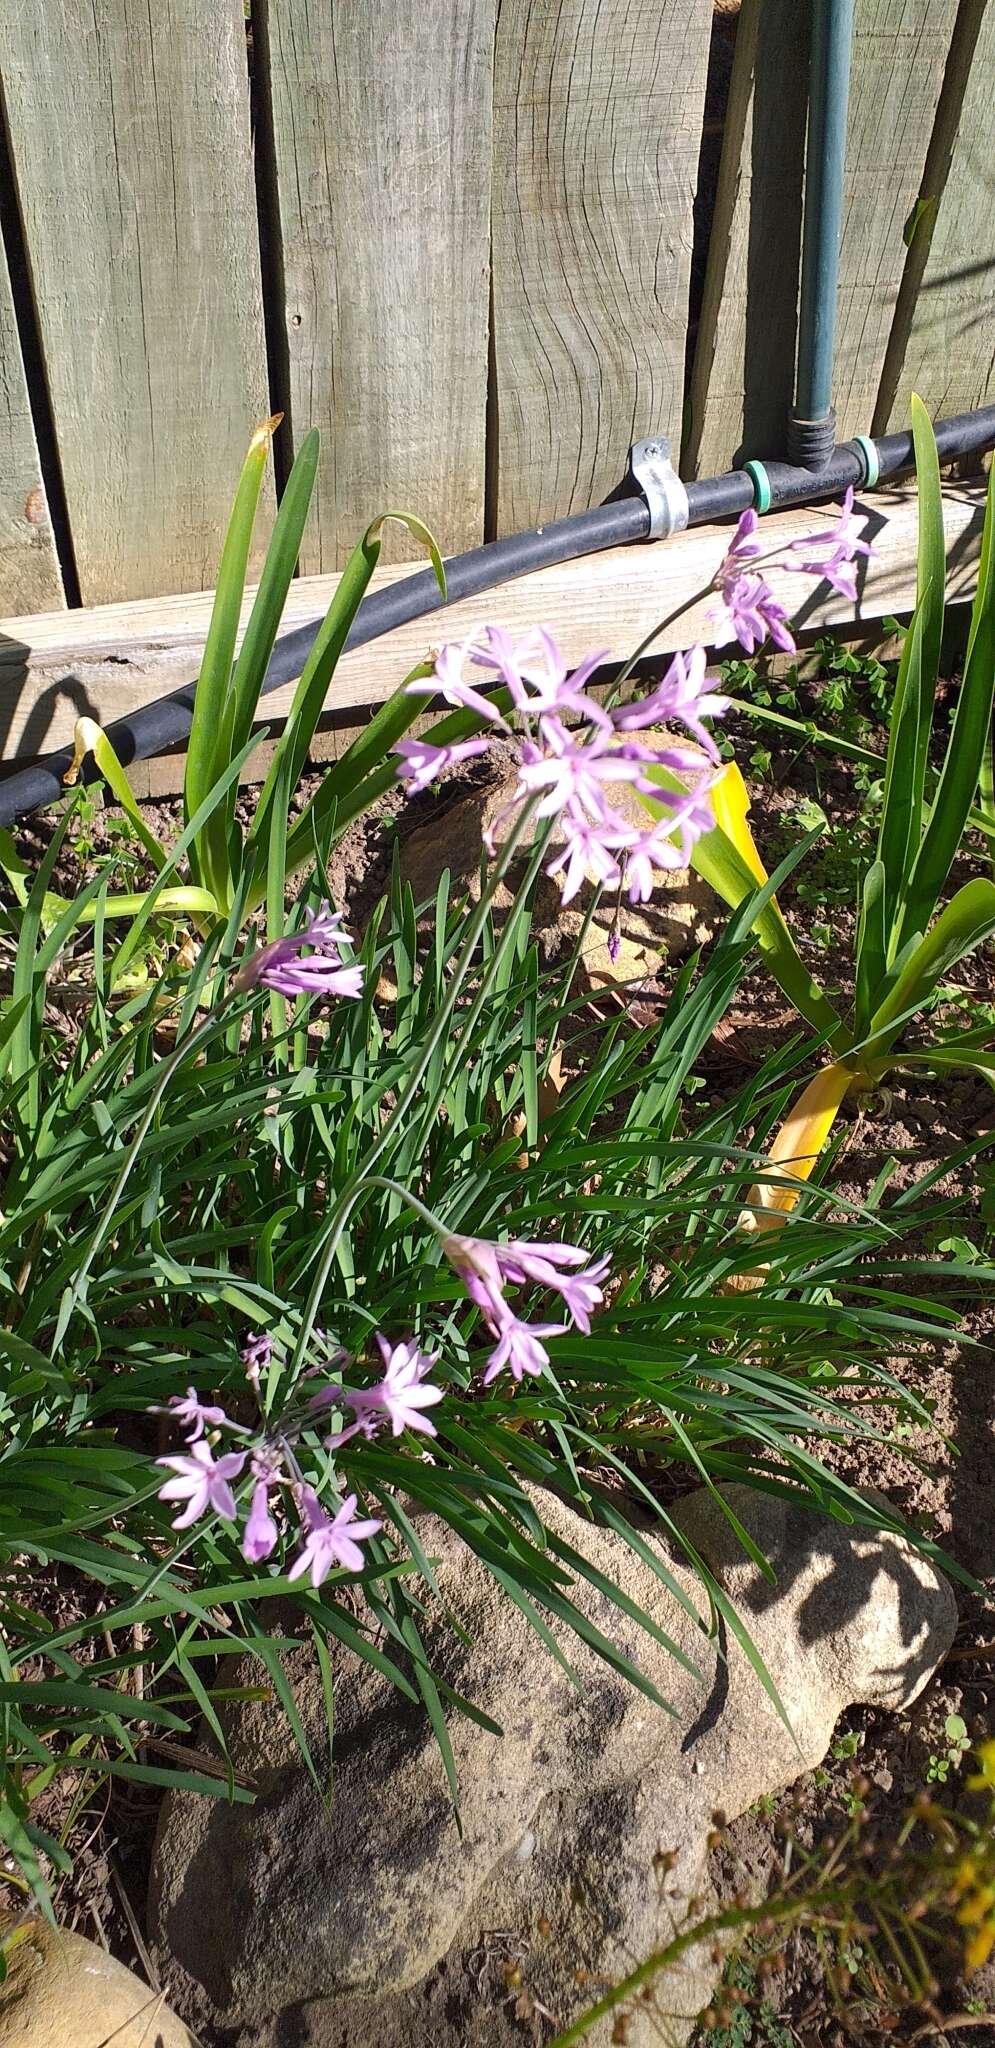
[547, 1881, 854, 2046]
[289, 800, 543, 1376]
[60, 999, 252, 1332]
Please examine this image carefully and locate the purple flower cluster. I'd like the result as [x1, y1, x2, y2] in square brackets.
[153, 1224, 611, 1573]
[394, 628, 727, 910]
[442, 1230, 611, 1384]
[236, 902, 363, 1002]
[711, 495, 873, 654]
[153, 1346, 428, 1585]
[389, 485, 871, 904]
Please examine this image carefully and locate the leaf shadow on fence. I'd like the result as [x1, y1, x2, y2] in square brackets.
[0, 636, 99, 773]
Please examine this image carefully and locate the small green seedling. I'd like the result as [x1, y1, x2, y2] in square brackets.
[926, 1712, 970, 1784]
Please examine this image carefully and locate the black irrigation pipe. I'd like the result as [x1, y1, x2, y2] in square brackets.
[2, 404, 994, 830]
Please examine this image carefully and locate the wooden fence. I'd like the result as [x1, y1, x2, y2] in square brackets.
[0, 0, 993, 625]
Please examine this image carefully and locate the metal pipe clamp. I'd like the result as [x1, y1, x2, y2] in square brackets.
[628, 436, 690, 540]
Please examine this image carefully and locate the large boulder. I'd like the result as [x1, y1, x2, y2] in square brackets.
[0, 1918, 193, 2047]
[149, 1486, 955, 2045]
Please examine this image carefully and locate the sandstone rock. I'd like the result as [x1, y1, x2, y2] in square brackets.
[398, 744, 717, 988]
[150, 1486, 955, 2046]
[0, 1918, 192, 2047]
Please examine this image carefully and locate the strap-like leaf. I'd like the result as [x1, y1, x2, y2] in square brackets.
[184, 416, 280, 886]
[854, 857, 886, 1036]
[898, 454, 995, 947]
[246, 511, 445, 895]
[867, 877, 995, 1059]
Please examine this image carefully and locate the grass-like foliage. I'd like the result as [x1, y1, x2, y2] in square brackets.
[0, 818, 988, 1921]
[0, 417, 449, 952]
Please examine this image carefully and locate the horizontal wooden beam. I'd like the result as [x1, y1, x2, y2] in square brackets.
[0, 484, 985, 800]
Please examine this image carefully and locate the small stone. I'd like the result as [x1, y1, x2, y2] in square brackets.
[0, 1919, 193, 2047]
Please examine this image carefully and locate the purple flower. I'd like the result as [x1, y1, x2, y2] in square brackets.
[721, 507, 765, 570]
[405, 633, 511, 724]
[476, 626, 613, 728]
[287, 1487, 382, 1587]
[242, 1478, 279, 1564]
[393, 735, 491, 795]
[621, 788, 718, 902]
[545, 811, 628, 906]
[497, 1240, 613, 1334]
[515, 719, 655, 822]
[786, 488, 874, 600]
[156, 1440, 247, 1530]
[356, 1327, 444, 1441]
[611, 647, 729, 762]
[153, 1387, 230, 1442]
[325, 1335, 442, 1449]
[241, 1332, 274, 1383]
[482, 1306, 564, 1385]
[552, 1254, 613, 1335]
[441, 1233, 509, 1324]
[235, 901, 363, 1002]
[713, 573, 796, 657]
[442, 1228, 610, 1383]
[406, 626, 612, 732]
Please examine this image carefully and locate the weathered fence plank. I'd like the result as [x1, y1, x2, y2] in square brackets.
[687, 0, 959, 476]
[0, 244, 63, 614]
[0, 0, 272, 606]
[489, 0, 712, 532]
[265, 0, 494, 570]
[1, 484, 984, 780]
[874, 0, 995, 431]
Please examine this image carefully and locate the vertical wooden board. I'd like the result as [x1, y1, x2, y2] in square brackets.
[687, 0, 957, 477]
[0, 0, 272, 606]
[266, 0, 494, 570]
[490, 0, 712, 533]
[877, 2, 995, 430]
[0, 241, 63, 614]
[831, 0, 961, 437]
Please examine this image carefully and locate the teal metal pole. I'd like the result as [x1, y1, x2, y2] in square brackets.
[788, 0, 855, 467]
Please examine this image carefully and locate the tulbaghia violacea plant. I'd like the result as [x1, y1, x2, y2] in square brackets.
[153, 1222, 612, 1584]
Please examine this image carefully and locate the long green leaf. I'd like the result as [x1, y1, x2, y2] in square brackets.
[874, 399, 944, 947]
[184, 416, 279, 885]
[854, 857, 887, 1037]
[909, 394, 945, 791]
[898, 453, 995, 947]
[247, 511, 445, 895]
[866, 877, 995, 1058]
[639, 765, 844, 1046]
[224, 428, 320, 773]
[875, 598, 928, 949]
